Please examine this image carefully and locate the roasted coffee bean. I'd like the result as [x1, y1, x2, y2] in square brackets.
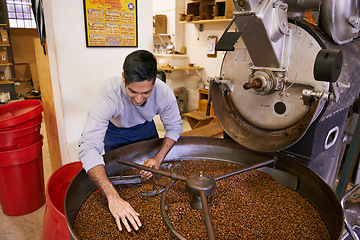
[73, 160, 330, 239]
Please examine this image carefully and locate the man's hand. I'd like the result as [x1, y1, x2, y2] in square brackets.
[108, 194, 141, 232]
[140, 137, 176, 179]
[88, 165, 142, 232]
[140, 158, 160, 179]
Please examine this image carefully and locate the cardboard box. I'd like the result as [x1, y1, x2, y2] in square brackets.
[0, 30, 9, 44]
[9, 28, 38, 63]
[154, 15, 167, 34]
[0, 49, 8, 63]
[187, 1, 200, 17]
[14, 80, 33, 95]
[199, 0, 215, 20]
[14, 63, 31, 81]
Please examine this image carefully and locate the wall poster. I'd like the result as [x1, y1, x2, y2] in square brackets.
[83, 0, 138, 47]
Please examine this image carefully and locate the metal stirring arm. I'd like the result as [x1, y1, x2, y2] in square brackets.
[117, 159, 187, 182]
[214, 158, 277, 181]
[160, 180, 186, 240]
[200, 190, 215, 240]
[160, 180, 216, 240]
[141, 166, 165, 197]
[118, 159, 216, 239]
[118, 157, 294, 240]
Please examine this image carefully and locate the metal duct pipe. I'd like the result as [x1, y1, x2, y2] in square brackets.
[233, 0, 322, 12]
[283, 0, 322, 12]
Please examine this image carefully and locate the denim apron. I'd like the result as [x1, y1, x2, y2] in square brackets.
[104, 120, 159, 153]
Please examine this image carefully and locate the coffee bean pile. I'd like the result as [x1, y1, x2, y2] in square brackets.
[73, 160, 330, 239]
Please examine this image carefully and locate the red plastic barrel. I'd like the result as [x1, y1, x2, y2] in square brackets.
[0, 114, 42, 131]
[0, 100, 43, 129]
[0, 118, 42, 151]
[0, 100, 43, 151]
[0, 136, 45, 216]
[40, 161, 83, 240]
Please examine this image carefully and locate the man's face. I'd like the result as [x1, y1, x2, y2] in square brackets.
[125, 79, 155, 106]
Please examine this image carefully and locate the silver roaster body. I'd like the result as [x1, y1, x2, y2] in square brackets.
[211, 0, 360, 188]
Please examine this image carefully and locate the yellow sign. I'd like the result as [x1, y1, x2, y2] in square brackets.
[84, 0, 137, 47]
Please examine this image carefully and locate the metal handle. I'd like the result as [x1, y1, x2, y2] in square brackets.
[341, 184, 360, 240]
[206, 82, 212, 116]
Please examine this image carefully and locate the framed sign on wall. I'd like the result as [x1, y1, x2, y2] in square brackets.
[83, 0, 138, 47]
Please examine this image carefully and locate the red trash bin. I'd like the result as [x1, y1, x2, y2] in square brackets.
[0, 100, 43, 151]
[0, 136, 45, 216]
[0, 115, 42, 151]
[0, 100, 43, 129]
[40, 161, 83, 240]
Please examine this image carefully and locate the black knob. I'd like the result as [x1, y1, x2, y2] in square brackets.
[313, 49, 343, 82]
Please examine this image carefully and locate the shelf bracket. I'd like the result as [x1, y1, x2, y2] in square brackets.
[185, 69, 202, 81]
[194, 23, 204, 32]
[157, 35, 167, 46]
[195, 69, 202, 80]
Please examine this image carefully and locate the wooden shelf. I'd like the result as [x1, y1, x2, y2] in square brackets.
[153, 34, 171, 37]
[180, 18, 232, 24]
[0, 80, 14, 84]
[158, 65, 203, 80]
[0, 44, 10, 47]
[158, 66, 203, 71]
[0, 63, 12, 66]
[154, 54, 188, 58]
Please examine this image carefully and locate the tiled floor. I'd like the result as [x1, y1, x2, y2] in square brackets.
[0, 116, 191, 240]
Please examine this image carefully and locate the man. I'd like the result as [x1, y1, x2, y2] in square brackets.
[78, 50, 182, 233]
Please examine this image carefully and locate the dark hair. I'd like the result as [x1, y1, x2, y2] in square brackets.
[123, 50, 157, 85]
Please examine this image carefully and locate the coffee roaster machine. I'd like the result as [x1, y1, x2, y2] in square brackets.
[210, 0, 360, 238]
[212, 0, 360, 188]
[65, 0, 360, 239]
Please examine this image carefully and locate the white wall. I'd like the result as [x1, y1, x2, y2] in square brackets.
[44, 0, 154, 164]
[153, 0, 234, 111]
[152, 0, 185, 53]
[184, 23, 231, 81]
[183, 22, 231, 111]
[43, 0, 233, 164]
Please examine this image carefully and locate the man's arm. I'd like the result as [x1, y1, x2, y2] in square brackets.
[140, 137, 176, 179]
[87, 165, 142, 232]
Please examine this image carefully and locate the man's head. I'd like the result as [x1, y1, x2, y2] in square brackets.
[122, 50, 158, 106]
[123, 50, 157, 85]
